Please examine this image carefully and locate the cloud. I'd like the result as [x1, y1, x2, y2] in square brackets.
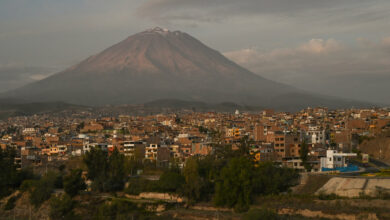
[137, 0, 385, 26]
[138, 0, 340, 19]
[299, 39, 341, 54]
[0, 64, 57, 92]
[224, 38, 390, 104]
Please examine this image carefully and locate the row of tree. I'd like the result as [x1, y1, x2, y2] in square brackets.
[82, 138, 299, 213]
[181, 155, 299, 212]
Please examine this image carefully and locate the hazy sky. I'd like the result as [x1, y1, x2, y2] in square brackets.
[1, 0, 390, 104]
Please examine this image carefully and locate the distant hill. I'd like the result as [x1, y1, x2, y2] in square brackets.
[144, 99, 262, 112]
[1, 27, 374, 111]
[0, 99, 86, 119]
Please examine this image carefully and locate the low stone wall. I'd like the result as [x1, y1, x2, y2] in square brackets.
[125, 192, 185, 203]
[316, 177, 390, 197]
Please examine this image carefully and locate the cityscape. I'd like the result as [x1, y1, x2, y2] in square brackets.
[1, 106, 390, 219]
[1, 0, 390, 219]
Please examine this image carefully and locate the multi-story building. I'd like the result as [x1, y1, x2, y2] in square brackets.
[123, 141, 146, 158]
[145, 143, 160, 160]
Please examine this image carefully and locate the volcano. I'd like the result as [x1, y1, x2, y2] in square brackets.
[2, 27, 371, 111]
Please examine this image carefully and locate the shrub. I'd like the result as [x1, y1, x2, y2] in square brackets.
[157, 170, 185, 193]
[63, 169, 86, 197]
[125, 178, 160, 195]
[95, 199, 142, 219]
[243, 208, 279, 220]
[318, 193, 338, 200]
[28, 172, 58, 208]
[49, 194, 78, 220]
[4, 194, 20, 210]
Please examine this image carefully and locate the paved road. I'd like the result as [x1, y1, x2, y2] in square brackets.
[370, 158, 390, 168]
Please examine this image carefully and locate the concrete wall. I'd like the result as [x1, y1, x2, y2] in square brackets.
[317, 177, 390, 198]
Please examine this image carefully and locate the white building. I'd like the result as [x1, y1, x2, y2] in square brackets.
[57, 145, 67, 154]
[83, 143, 108, 153]
[306, 125, 326, 145]
[320, 150, 357, 169]
[23, 128, 36, 135]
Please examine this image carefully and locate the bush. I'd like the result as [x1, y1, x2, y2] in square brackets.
[318, 193, 338, 200]
[49, 194, 78, 220]
[20, 179, 37, 192]
[4, 194, 20, 210]
[63, 169, 86, 197]
[375, 186, 390, 199]
[243, 208, 279, 220]
[13, 168, 37, 188]
[125, 170, 185, 195]
[30, 182, 54, 208]
[95, 199, 143, 219]
[27, 172, 59, 208]
[125, 178, 160, 195]
[157, 170, 185, 193]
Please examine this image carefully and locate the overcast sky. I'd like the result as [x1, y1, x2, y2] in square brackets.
[1, 0, 390, 104]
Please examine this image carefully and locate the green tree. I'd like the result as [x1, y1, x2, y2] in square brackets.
[107, 148, 126, 191]
[63, 169, 86, 197]
[0, 147, 18, 198]
[300, 140, 312, 171]
[214, 159, 299, 213]
[83, 147, 127, 192]
[158, 169, 185, 193]
[181, 157, 204, 204]
[214, 157, 253, 212]
[84, 147, 109, 191]
[253, 162, 299, 195]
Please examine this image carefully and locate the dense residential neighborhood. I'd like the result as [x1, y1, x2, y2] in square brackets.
[1, 107, 390, 219]
[1, 107, 389, 172]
